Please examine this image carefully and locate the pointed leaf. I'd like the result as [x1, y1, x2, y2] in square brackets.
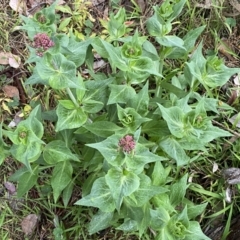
[43, 140, 79, 164]
[56, 103, 88, 131]
[157, 104, 185, 138]
[159, 137, 190, 166]
[75, 177, 115, 212]
[17, 166, 39, 197]
[105, 168, 140, 211]
[51, 161, 73, 203]
[88, 211, 114, 235]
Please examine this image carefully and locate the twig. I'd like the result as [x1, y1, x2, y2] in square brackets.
[212, 119, 240, 137]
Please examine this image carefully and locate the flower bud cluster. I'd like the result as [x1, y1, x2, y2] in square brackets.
[118, 135, 136, 153]
[33, 33, 54, 56]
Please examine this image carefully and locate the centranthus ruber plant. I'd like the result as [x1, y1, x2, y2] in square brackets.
[1, 0, 237, 239]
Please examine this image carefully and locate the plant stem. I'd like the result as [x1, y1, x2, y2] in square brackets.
[155, 51, 164, 98]
[66, 88, 78, 107]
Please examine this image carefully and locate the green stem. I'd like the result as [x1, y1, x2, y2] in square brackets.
[66, 88, 78, 107]
[155, 51, 165, 98]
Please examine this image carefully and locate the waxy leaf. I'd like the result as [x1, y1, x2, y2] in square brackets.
[61, 38, 92, 67]
[169, 174, 188, 207]
[105, 168, 140, 211]
[108, 84, 136, 105]
[51, 161, 73, 203]
[101, 39, 128, 71]
[43, 140, 79, 164]
[88, 211, 114, 235]
[83, 121, 122, 138]
[156, 36, 185, 50]
[55, 103, 88, 131]
[86, 134, 124, 167]
[125, 144, 166, 174]
[127, 174, 168, 207]
[17, 166, 39, 197]
[159, 137, 190, 166]
[75, 177, 115, 212]
[129, 81, 149, 115]
[157, 104, 185, 138]
[37, 53, 76, 89]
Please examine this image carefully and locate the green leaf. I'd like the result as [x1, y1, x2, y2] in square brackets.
[146, 15, 164, 37]
[17, 166, 39, 197]
[108, 84, 136, 105]
[159, 137, 190, 166]
[101, 39, 128, 71]
[150, 206, 170, 230]
[187, 203, 208, 220]
[142, 40, 159, 61]
[156, 35, 185, 50]
[10, 142, 42, 164]
[83, 121, 122, 138]
[61, 38, 92, 67]
[37, 53, 76, 89]
[105, 168, 140, 211]
[116, 219, 138, 232]
[86, 135, 124, 168]
[58, 17, 71, 31]
[117, 105, 151, 131]
[168, 25, 206, 59]
[157, 104, 185, 138]
[58, 100, 75, 110]
[123, 202, 151, 237]
[62, 180, 74, 207]
[51, 161, 73, 203]
[127, 174, 168, 207]
[169, 174, 188, 207]
[55, 103, 88, 131]
[185, 221, 211, 240]
[203, 65, 240, 88]
[91, 38, 109, 58]
[171, 0, 187, 21]
[129, 82, 149, 114]
[75, 177, 115, 212]
[88, 211, 114, 235]
[82, 99, 104, 113]
[125, 144, 166, 174]
[129, 57, 162, 77]
[43, 140, 79, 164]
[152, 161, 171, 186]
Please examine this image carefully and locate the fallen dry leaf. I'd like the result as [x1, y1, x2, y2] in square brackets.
[0, 52, 21, 68]
[4, 182, 16, 195]
[229, 113, 240, 128]
[21, 214, 39, 236]
[3, 85, 20, 99]
[212, 162, 218, 173]
[9, 0, 26, 14]
[8, 111, 23, 128]
[0, 52, 12, 65]
[9, 55, 21, 68]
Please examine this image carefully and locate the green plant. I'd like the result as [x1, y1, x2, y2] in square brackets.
[55, 0, 95, 39]
[1, 0, 238, 238]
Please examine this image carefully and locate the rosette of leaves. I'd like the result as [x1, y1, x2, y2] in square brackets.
[185, 42, 240, 89]
[151, 206, 210, 240]
[2, 105, 44, 166]
[155, 97, 232, 166]
[19, 1, 58, 39]
[150, 174, 210, 240]
[121, 31, 143, 59]
[117, 105, 150, 132]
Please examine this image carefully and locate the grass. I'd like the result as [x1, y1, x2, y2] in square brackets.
[1, 0, 240, 239]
